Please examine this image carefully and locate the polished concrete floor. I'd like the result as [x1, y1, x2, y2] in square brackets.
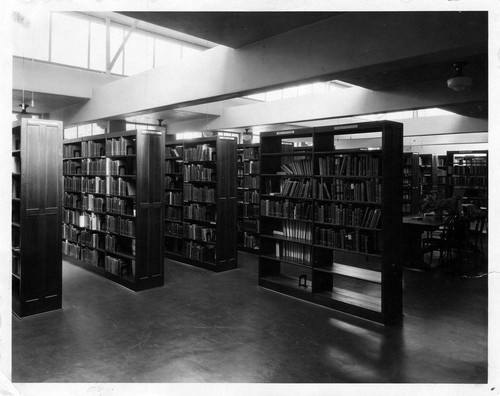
[12, 249, 488, 383]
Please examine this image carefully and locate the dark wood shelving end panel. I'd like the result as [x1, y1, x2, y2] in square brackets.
[12, 118, 63, 318]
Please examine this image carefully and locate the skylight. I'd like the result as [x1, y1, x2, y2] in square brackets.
[244, 80, 354, 102]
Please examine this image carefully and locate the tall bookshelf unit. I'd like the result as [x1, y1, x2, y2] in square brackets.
[62, 129, 165, 291]
[402, 153, 420, 215]
[436, 155, 448, 198]
[418, 154, 436, 198]
[237, 143, 261, 253]
[259, 121, 403, 324]
[164, 140, 185, 257]
[164, 136, 238, 272]
[446, 150, 488, 209]
[12, 118, 63, 317]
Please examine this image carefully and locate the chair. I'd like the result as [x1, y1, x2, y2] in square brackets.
[440, 215, 481, 275]
[469, 214, 487, 257]
[422, 217, 453, 267]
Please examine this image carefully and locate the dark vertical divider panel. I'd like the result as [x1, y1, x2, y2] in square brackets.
[13, 119, 63, 317]
[224, 138, 238, 266]
[132, 130, 165, 289]
[381, 124, 403, 322]
[215, 137, 238, 271]
[136, 130, 164, 288]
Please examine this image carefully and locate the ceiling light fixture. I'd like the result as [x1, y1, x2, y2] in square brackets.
[447, 62, 472, 92]
[242, 128, 253, 142]
[17, 103, 31, 120]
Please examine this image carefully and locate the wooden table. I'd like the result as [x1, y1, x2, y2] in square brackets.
[402, 215, 448, 270]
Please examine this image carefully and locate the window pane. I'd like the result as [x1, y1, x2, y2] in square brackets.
[76, 124, 92, 137]
[124, 31, 154, 75]
[12, 11, 50, 61]
[64, 127, 77, 140]
[92, 123, 106, 135]
[282, 86, 298, 99]
[312, 82, 327, 94]
[177, 132, 202, 140]
[89, 20, 106, 71]
[297, 84, 313, 96]
[181, 45, 202, 59]
[265, 90, 282, 101]
[110, 26, 124, 75]
[51, 13, 89, 68]
[154, 38, 181, 67]
[245, 93, 266, 101]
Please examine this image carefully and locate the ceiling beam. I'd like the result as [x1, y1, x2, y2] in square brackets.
[164, 83, 486, 132]
[51, 11, 486, 125]
[13, 58, 121, 99]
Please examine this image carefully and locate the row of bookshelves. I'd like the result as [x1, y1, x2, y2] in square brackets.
[317, 154, 380, 177]
[280, 158, 312, 175]
[184, 164, 215, 182]
[241, 190, 259, 203]
[184, 143, 216, 162]
[183, 184, 216, 202]
[62, 130, 164, 292]
[63, 176, 136, 196]
[62, 239, 135, 277]
[241, 147, 260, 160]
[165, 145, 184, 159]
[402, 151, 488, 215]
[238, 204, 260, 218]
[63, 209, 135, 235]
[62, 158, 135, 177]
[243, 161, 260, 174]
[63, 140, 113, 159]
[106, 136, 136, 156]
[258, 121, 403, 324]
[241, 175, 260, 189]
[261, 199, 312, 220]
[315, 205, 381, 228]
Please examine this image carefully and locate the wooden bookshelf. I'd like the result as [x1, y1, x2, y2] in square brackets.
[164, 140, 185, 258]
[62, 129, 165, 291]
[446, 150, 488, 210]
[237, 143, 261, 254]
[12, 118, 63, 317]
[164, 136, 238, 272]
[402, 152, 420, 215]
[418, 154, 436, 198]
[259, 121, 403, 324]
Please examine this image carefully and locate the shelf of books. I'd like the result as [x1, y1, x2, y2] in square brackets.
[402, 153, 419, 215]
[164, 136, 238, 272]
[446, 150, 488, 210]
[12, 118, 63, 317]
[259, 121, 403, 324]
[237, 143, 261, 253]
[62, 129, 165, 291]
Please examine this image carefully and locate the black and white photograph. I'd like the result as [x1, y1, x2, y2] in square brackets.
[0, 1, 498, 395]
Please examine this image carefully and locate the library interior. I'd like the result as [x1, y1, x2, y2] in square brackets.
[4, 8, 495, 393]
